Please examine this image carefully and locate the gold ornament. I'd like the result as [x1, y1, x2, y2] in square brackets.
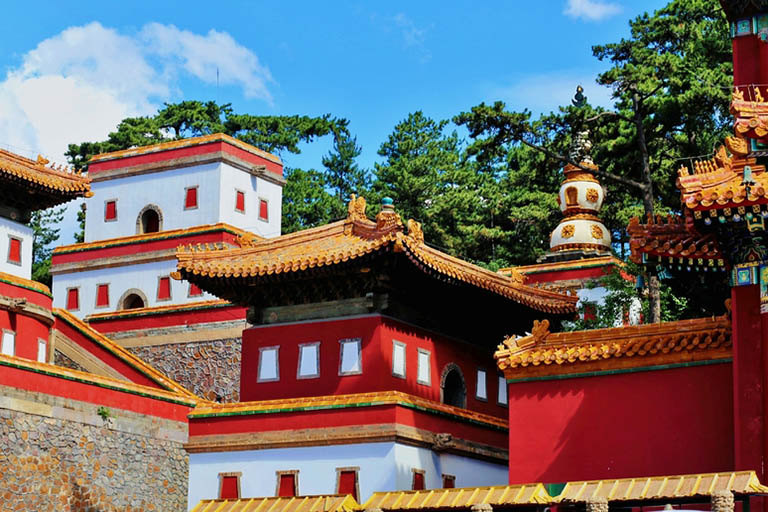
[586, 188, 599, 203]
[561, 225, 575, 239]
[591, 225, 604, 240]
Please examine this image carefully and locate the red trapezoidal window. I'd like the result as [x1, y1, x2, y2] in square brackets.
[412, 470, 425, 491]
[157, 277, 171, 301]
[259, 198, 269, 221]
[66, 288, 80, 310]
[189, 283, 203, 297]
[105, 200, 117, 221]
[219, 473, 241, 499]
[7, 237, 21, 264]
[96, 284, 109, 307]
[185, 187, 198, 209]
[235, 190, 245, 213]
[442, 474, 455, 489]
[277, 472, 297, 497]
[337, 469, 359, 501]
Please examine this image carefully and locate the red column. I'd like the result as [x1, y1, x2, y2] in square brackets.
[731, 284, 765, 477]
[732, 36, 762, 92]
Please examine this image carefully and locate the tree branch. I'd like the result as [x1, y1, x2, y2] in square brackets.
[518, 139, 646, 190]
[585, 111, 633, 124]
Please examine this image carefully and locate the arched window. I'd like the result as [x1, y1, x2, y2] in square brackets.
[440, 363, 466, 408]
[136, 205, 163, 234]
[118, 289, 148, 310]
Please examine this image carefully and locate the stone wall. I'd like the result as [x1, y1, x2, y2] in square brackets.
[53, 349, 88, 373]
[0, 384, 189, 511]
[128, 337, 242, 402]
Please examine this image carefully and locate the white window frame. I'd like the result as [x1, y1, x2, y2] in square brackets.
[234, 188, 246, 214]
[417, 348, 431, 386]
[338, 338, 362, 376]
[258, 197, 269, 222]
[94, 282, 110, 309]
[156, 276, 172, 302]
[37, 338, 47, 363]
[218, 471, 242, 500]
[66, 286, 80, 311]
[497, 374, 508, 406]
[392, 340, 406, 379]
[476, 368, 488, 401]
[184, 185, 199, 210]
[297, 342, 321, 379]
[7, 235, 22, 266]
[258, 345, 280, 382]
[335, 466, 360, 499]
[1, 329, 15, 356]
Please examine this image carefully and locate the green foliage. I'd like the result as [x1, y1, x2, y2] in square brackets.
[97, 406, 113, 422]
[74, 203, 86, 244]
[281, 167, 341, 234]
[29, 207, 65, 287]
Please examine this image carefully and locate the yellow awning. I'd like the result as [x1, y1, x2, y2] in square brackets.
[191, 495, 361, 512]
[362, 483, 552, 510]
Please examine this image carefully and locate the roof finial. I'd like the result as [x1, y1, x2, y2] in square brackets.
[572, 85, 587, 108]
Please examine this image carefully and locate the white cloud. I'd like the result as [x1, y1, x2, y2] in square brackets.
[0, 21, 273, 244]
[563, 0, 621, 21]
[393, 13, 432, 62]
[490, 71, 615, 115]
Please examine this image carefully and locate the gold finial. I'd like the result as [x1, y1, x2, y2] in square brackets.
[407, 219, 424, 243]
[36, 155, 49, 166]
[734, 87, 744, 101]
[347, 194, 367, 221]
[756, 87, 765, 103]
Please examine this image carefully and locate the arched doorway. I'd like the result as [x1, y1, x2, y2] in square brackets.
[440, 363, 466, 408]
[136, 205, 163, 234]
[118, 289, 148, 310]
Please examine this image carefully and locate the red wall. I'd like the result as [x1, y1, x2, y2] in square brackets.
[0, 280, 53, 361]
[239, 315, 506, 418]
[506, 363, 734, 484]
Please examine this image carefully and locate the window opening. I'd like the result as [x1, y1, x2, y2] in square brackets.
[235, 190, 246, 213]
[141, 208, 160, 233]
[1, 330, 15, 356]
[298, 342, 320, 379]
[185, 186, 199, 209]
[336, 467, 360, 501]
[37, 338, 47, 363]
[259, 198, 269, 221]
[392, 340, 406, 379]
[276, 471, 298, 497]
[104, 200, 117, 221]
[476, 369, 488, 400]
[417, 348, 431, 385]
[497, 374, 508, 406]
[441, 364, 466, 408]
[96, 284, 110, 308]
[412, 469, 426, 491]
[66, 288, 80, 311]
[339, 338, 362, 375]
[218, 472, 241, 500]
[258, 346, 279, 382]
[188, 283, 203, 297]
[442, 474, 455, 489]
[157, 276, 172, 301]
[7, 237, 21, 265]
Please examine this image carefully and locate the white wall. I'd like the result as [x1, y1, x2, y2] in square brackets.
[0, 217, 33, 279]
[85, 163, 222, 242]
[217, 163, 282, 238]
[187, 441, 508, 509]
[52, 259, 216, 317]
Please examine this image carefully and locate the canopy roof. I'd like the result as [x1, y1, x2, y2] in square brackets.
[175, 196, 577, 315]
[495, 314, 731, 378]
[191, 495, 360, 512]
[0, 149, 91, 211]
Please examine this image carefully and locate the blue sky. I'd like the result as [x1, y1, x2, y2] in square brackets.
[0, 0, 669, 241]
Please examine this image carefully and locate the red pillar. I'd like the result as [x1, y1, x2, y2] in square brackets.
[733, 36, 762, 92]
[731, 284, 765, 478]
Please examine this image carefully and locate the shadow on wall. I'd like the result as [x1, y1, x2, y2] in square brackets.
[506, 363, 735, 484]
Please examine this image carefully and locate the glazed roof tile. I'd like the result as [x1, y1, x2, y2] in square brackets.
[509, 256, 621, 276]
[627, 215, 722, 265]
[55, 309, 199, 399]
[363, 483, 552, 510]
[495, 314, 731, 376]
[89, 132, 282, 165]
[0, 149, 91, 203]
[555, 471, 768, 503]
[86, 299, 236, 321]
[176, 197, 578, 315]
[0, 270, 51, 297]
[54, 223, 253, 254]
[731, 92, 768, 141]
[189, 390, 508, 430]
[191, 495, 360, 512]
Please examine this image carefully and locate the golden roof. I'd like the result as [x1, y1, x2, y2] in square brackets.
[176, 196, 578, 315]
[89, 132, 282, 166]
[627, 215, 722, 266]
[0, 270, 51, 297]
[509, 256, 621, 277]
[363, 484, 552, 510]
[55, 309, 198, 399]
[86, 299, 235, 322]
[555, 471, 768, 503]
[54, 223, 253, 254]
[191, 495, 360, 512]
[495, 314, 731, 378]
[190, 390, 507, 430]
[0, 149, 91, 202]
[731, 90, 768, 141]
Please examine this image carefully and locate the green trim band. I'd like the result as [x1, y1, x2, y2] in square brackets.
[191, 400, 507, 432]
[506, 358, 732, 384]
[54, 226, 243, 255]
[0, 275, 52, 298]
[88, 301, 233, 321]
[0, 358, 195, 407]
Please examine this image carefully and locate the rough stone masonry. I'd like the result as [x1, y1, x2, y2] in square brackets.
[0, 384, 189, 512]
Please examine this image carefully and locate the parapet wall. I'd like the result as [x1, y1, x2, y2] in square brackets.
[0, 384, 190, 511]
